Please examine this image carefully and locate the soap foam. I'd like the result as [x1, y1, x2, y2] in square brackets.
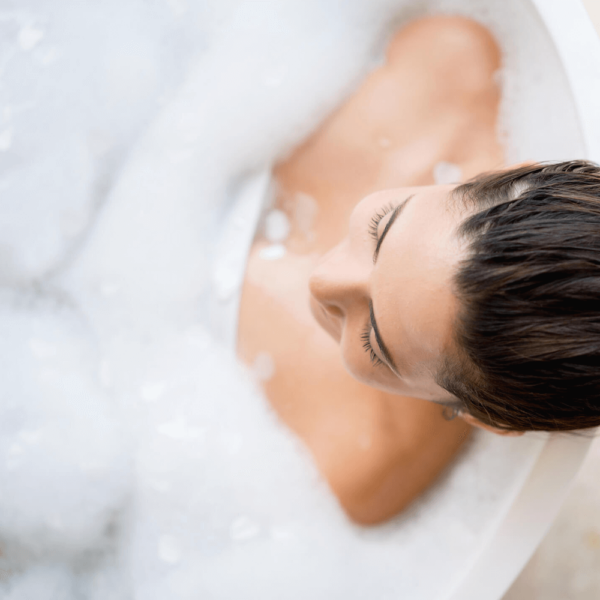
[0, 0, 583, 598]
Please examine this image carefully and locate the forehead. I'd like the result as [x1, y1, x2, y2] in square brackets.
[370, 185, 467, 381]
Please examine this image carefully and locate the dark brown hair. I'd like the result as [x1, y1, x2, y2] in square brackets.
[438, 160, 600, 431]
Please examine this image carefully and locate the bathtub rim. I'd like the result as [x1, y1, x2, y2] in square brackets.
[440, 3, 600, 598]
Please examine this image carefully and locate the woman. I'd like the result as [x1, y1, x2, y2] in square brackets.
[238, 16, 600, 524]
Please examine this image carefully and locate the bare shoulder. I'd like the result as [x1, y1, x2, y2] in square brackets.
[325, 395, 472, 526]
[389, 15, 499, 61]
[387, 15, 501, 94]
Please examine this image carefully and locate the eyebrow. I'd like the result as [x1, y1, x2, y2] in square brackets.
[369, 301, 400, 376]
[373, 195, 413, 263]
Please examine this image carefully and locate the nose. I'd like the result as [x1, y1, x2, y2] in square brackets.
[308, 240, 370, 331]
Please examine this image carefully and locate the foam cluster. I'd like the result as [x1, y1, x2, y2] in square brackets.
[0, 0, 581, 598]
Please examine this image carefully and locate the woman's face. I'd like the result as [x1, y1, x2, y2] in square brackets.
[309, 184, 467, 403]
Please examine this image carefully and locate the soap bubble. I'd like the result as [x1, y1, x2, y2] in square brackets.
[433, 161, 463, 185]
[264, 209, 291, 243]
[259, 244, 287, 260]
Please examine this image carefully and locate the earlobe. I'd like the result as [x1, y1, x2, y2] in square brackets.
[459, 412, 525, 436]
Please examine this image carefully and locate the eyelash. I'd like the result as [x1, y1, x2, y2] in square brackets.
[368, 202, 396, 243]
[363, 203, 396, 368]
[361, 322, 385, 368]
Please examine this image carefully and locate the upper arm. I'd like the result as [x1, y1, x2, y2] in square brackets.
[324, 395, 472, 526]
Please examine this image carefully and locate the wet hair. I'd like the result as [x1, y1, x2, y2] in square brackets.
[437, 160, 600, 431]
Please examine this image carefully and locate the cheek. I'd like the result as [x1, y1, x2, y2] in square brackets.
[338, 324, 395, 390]
[336, 317, 414, 395]
[339, 345, 405, 395]
[337, 322, 371, 383]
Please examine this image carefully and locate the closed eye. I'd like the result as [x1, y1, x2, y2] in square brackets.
[368, 203, 396, 243]
[372, 195, 413, 263]
[360, 321, 385, 368]
[362, 194, 414, 375]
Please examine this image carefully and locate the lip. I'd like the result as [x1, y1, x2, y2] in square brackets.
[309, 295, 342, 342]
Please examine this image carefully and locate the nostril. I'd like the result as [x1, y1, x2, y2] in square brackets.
[325, 304, 343, 319]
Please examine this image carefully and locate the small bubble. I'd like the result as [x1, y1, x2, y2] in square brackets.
[264, 209, 290, 243]
[433, 161, 463, 185]
[61, 208, 88, 238]
[46, 516, 64, 531]
[270, 525, 296, 541]
[169, 149, 193, 164]
[213, 263, 240, 301]
[150, 479, 171, 493]
[186, 327, 211, 351]
[166, 0, 188, 17]
[19, 429, 42, 445]
[230, 516, 260, 541]
[263, 65, 288, 88]
[99, 360, 113, 389]
[78, 461, 107, 474]
[99, 282, 120, 297]
[6, 458, 20, 471]
[88, 131, 114, 156]
[0, 129, 12, 152]
[140, 382, 166, 402]
[176, 112, 201, 143]
[39, 46, 61, 66]
[158, 535, 182, 564]
[8, 443, 24, 457]
[156, 416, 204, 440]
[18, 25, 44, 51]
[378, 136, 392, 149]
[259, 244, 286, 261]
[29, 339, 57, 359]
[221, 432, 243, 455]
[253, 352, 275, 382]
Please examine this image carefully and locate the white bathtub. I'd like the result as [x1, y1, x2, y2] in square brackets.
[444, 2, 600, 599]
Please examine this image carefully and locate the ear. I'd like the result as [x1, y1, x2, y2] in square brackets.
[460, 412, 525, 436]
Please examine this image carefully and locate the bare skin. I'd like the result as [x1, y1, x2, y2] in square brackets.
[238, 16, 504, 525]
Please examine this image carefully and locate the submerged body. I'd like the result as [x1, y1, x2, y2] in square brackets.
[239, 16, 503, 524]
